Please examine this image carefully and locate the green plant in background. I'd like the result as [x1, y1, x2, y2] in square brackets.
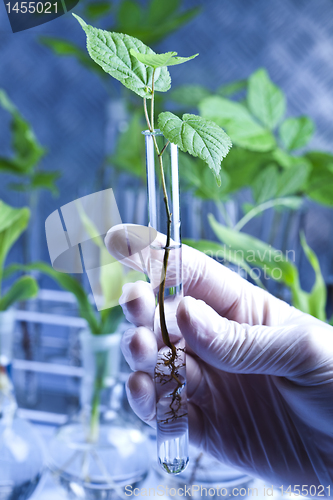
[8, 247, 144, 438]
[0, 201, 38, 311]
[10, 260, 136, 334]
[171, 69, 333, 227]
[8, 202, 144, 330]
[304, 152, 333, 207]
[0, 90, 60, 196]
[179, 70, 332, 324]
[110, 109, 146, 179]
[0, 90, 60, 374]
[185, 216, 328, 323]
[200, 69, 313, 209]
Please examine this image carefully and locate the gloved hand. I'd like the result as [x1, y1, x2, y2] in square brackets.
[105, 224, 333, 488]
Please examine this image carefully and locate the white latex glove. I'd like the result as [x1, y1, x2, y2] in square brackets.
[105, 224, 333, 488]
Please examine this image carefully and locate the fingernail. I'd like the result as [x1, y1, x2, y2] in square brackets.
[182, 297, 223, 340]
[121, 328, 135, 349]
[181, 297, 207, 335]
[105, 225, 130, 260]
[120, 283, 134, 305]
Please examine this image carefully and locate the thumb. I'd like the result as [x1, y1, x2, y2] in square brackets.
[176, 296, 310, 378]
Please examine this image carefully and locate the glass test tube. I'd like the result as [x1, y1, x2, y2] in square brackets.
[144, 130, 189, 474]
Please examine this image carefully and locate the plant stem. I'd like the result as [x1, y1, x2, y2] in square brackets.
[234, 197, 300, 232]
[217, 201, 233, 228]
[151, 69, 155, 132]
[89, 351, 107, 443]
[159, 141, 170, 157]
[153, 137, 175, 354]
[89, 386, 101, 443]
[143, 77, 175, 356]
[143, 98, 151, 131]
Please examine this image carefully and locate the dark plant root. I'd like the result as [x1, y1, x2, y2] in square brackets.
[155, 346, 187, 424]
[144, 89, 186, 427]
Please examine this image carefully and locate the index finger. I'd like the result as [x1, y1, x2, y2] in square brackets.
[105, 224, 301, 326]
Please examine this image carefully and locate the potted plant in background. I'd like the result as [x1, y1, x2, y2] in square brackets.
[171, 70, 333, 300]
[173, 70, 311, 241]
[185, 221, 328, 322]
[0, 200, 45, 500]
[11, 204, 150, 496]
[0, 90, 60, 409]
[0, 90, 60, 263]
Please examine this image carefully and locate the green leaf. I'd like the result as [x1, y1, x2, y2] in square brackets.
[252, 164, 279, 204]
[0, 276, 38, 311]
[117, 0, 142, 29]
[252, 160, 309, 203]
[179, 152, 229, 201]
[279, 116, 314, 151]
[0, 89, 45, 174]
[9, 262, 100, 334]
[242, 202, 254, 215]
[4, 172, 59, 194]
[235, 197, 303, 231]
[0, 89, 16, 114]
[76, 203, 146, 314]
[221, 148, 271, 192]
[158, 112, 232, 183]
[216, 80, 247, 97]
[130, 49, 198, 69]
[147, 0, 179, 25]
[199, 96, 276, 152]
[84, 1, 112, 20]
[148, 7, 200, 44]
[169, 84, 211, 107]
[271, 148, 297, 169]
[117, 0, 200, 46]
[110, 111, 146, 178]
[76, 203, 125, 311]
[276, 161, 310, 197]
[0, 158, 24, 175]
[100, 305, 124, 334]
[179, 153, 202, 190]
[300, 232, 326, 321]
[207, 215, 327, 319]
[247, 69, 286, 130]
[0, 202, 30, 288]
[305, 152, 333, 206]
[73, 14, 171, 98]
[30, 171, 60, 194]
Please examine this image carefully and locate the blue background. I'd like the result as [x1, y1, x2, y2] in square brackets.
[0, 0, 333, 289]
